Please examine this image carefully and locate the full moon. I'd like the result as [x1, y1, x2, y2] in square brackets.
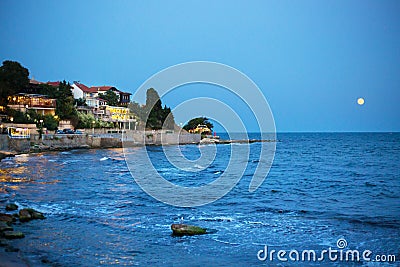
[357, 98, 365, 105]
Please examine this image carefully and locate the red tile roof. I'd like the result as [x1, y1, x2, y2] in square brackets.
[47, 81, 61, 87]
[75, 82, 130, 95]
[74, 82, 96, 93]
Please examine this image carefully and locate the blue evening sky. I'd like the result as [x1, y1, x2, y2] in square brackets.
[1, 0, 399, 132]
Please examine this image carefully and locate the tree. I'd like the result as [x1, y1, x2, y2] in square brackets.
[6, 108, 26, 123]
[75, 98, 86, 106]
[162, 105, 175, 130]
[76, 112, 96, 129]
[0, 60, 29, 105]
[183, 117, 213, 131]
[144, 88, 175, 130]
[43, 114, 58, 131]
[55, 81, 77, 120]
[128, 101, 145, 121]
[99, 90, 119, 106]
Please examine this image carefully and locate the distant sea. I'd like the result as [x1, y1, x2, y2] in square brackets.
[0, 133, 399, 266]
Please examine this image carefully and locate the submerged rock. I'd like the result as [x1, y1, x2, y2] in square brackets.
[5, 245, 20, 252]
[0, 213, 14, 224]
[3, 231, 25, 239]
[0, 221, 13, 232]
[5, 203, 18, 211]
[171, 224, 207, 236]
[19, 208, 45, 222]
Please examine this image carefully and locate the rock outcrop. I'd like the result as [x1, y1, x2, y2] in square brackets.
[6, 203, 18, 211]
[171, 224, 207, 236]
[19, 208, 45, 222]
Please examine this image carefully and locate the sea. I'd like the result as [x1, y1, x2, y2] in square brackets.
[0, 133, 399, 266]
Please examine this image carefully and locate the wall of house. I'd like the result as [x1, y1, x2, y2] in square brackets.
[71, 84, 84, 99]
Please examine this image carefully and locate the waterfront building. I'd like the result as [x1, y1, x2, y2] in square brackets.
[7, 93, 56, 116]
[103, 106, 136, 129]
[71, 82, 131, 106]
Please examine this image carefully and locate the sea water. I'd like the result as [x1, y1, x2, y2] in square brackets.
[0, 133, 399, 266]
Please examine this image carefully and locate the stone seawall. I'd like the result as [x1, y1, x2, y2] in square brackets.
[0, 135, 30, 153]
[35, 134, 123, 150]
[0, 132, 201, 155]
[124, 132, 201, 145]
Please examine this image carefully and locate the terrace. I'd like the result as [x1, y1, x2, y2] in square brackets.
[7, 93, 56, 116]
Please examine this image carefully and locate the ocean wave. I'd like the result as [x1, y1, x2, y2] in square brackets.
[198, 216, 235, 222]
[212, 238, 241, 246]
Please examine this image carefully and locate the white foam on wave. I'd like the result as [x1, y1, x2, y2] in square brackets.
[247, 221, 263, 224]
[62, 159, 81, 165]
[194, 164, 205, 169]
[100, 157, 109, 161]
[15, 154, 29, 157]
[212, 238, 241, 246]
[199, 216, 235, 222]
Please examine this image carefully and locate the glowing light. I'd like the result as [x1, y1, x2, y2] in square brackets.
[357, 98, 365, 105]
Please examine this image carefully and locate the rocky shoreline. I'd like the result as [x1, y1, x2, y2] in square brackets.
[0, 202, 46, 267]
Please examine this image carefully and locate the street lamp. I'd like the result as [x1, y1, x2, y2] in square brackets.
[39, 119, 44, 139]
[92, 120, 96, 135]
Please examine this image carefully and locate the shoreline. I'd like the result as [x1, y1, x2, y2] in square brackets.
[0, 202, 48, 267]
[0, 137, 277, 162]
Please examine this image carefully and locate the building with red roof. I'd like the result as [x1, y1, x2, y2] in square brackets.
[72, 81, 131, 107]
[46, 81, 61, 87]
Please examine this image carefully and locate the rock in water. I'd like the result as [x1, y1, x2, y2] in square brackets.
[27, 208, 46, 220]
[19, 208, 45, 222]
[5, 203, 18, 211]
[0, 213, 14, 224]
[0, 221, 13, 232]
[171, 224, 207, 236]
[3, 231, 25, 239]
[18, 209, 32, 222]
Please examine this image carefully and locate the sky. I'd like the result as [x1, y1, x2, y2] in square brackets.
[1, 0, 399, 132]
